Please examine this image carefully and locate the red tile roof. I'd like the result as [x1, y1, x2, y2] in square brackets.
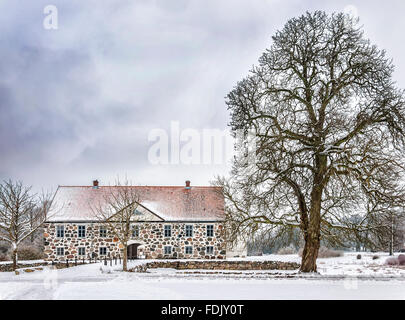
[47, 185, 225, 222]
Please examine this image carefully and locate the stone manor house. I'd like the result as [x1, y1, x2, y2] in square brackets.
[44, 180, 246, 261]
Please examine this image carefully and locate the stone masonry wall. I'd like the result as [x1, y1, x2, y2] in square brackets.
[43, 222, 226, 261]
[133, 260, 300, 271]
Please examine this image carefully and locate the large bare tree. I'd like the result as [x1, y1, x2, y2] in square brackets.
[218, 11, 405, 272]
[0, 180, 52, 270]
[93, 180, 142, 271]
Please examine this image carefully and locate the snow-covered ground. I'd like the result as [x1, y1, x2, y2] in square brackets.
[231, 252, 405, 278]
[0, 252, 404, 300]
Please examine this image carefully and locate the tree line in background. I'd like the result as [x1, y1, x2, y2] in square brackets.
[246, 220, 405, 256]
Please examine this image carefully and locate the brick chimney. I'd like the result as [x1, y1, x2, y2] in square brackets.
[185, 180, 191, 189]
[93, 180, 99, 189]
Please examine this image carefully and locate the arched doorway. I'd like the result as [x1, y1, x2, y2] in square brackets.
[127, 243, 141, 260]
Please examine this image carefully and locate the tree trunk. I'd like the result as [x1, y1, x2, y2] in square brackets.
[300, 230, 320, 272]
[389, 219, 394, 256]
[123, 243, 128, 272]
[12, 248, 18, 271]
[300, 175, 323, 273]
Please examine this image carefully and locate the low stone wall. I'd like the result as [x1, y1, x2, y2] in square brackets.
[15, 266, 44, 275]
[132, 260, 300, 272]
[0, 262, 45, 272]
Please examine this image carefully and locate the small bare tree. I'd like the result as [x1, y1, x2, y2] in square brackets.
[364, 202, 405, 255]
[93, 180, 142, 271]
[0, 180, 52, 270]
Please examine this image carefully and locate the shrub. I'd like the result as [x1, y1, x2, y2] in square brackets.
[17, 246, 44, 260]
[0, 254, 8, 262]
[298, 246, 343, 258]
[385, 257, 399, 266]
[0, 244, 8, 254]
[318, 247, 344, 258]
[398, 254, 405, 266]
[249, 251, 263, 256]
[356, 254, 362, 260]
[277, 246, 297, 255]
[372, 255, 379, 260]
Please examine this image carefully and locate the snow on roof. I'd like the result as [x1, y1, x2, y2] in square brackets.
[47, 185, 225, 222]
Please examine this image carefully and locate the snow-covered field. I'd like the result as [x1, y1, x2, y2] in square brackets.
[0, 252, 404, 300]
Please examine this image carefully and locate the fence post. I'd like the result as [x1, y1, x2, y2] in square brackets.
[66, 259, 69, 268]
[104, 257, 107, 266]
[110, 258, 112, 266]
[75, 258, 77, 266]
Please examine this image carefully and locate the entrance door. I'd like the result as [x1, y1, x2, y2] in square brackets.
[127, 244, 140, 259]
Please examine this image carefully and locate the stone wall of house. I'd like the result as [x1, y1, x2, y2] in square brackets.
[43, 222, 226, 261]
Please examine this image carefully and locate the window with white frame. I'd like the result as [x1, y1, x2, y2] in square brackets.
[206, 246, 214, 255]
[132, 225, 140, 237]
[206, 225, 214, 237]
[56, 225, 64, 238]
[99, 226, 107, 237]
[185, 225, 193, 237]
[57, 247, 64, 256]
[78, 225, 86, 238]
[99, 247, 107, 256]
[185, 246, 193, 254]
[164, 225, 172, 237]
[164, 246, 172, 255]
[78, 247, 85, 256]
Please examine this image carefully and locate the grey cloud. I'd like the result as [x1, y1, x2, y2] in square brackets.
[0, 0, 404, 191]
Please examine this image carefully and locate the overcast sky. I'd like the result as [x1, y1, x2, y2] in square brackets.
[1, 0, 405, 191]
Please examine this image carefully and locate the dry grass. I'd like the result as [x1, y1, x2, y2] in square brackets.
[386, 257, 399, 266]
[298, 246, 344, 258]
[276, 246, 297, 255]
[16, 245, 44, 260]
